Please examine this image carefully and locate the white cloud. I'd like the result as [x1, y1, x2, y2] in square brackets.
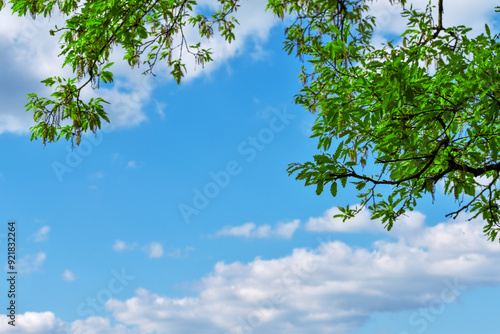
[17, 252, 46, 274]
[114, 240, 168, 259]
[62, 269, 76, 282]
[33, 225, 50, 242]
[2, 213, 500, 334]
[154, 100, 166, 119]
[112, 240, 137, 252]
[166, 246, 195, 258]
[274, 220, 301, 239]
[367, 0, 498, 46]
[0, 312, 67, 333]
[144, 242, 164, 259]
[89, 171, 105, 180]
[104, 214, 500, 334]
[0, 11, 67, 135]
[216, 220, 300, 239]
[179, 0, 279, 79]
[305, 205, 426, 240]
[127, 160, 138, 168]
[0, 313, 135, 333]
[217, 222, 256, 237]
[111, 153, 120, 164]
[306, 205, 383, 233]
[68, 316, 136, 334]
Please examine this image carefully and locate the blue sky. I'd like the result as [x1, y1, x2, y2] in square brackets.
[0, 0, 499, 333]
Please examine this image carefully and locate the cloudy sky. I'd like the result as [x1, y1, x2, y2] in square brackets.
[0, 0, 499, 333]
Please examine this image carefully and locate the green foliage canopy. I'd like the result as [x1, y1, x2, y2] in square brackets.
[280, 0, 500, 241]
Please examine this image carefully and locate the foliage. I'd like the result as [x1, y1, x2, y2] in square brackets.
[274, 0, 500, 241]
[2, 0, 239, 145]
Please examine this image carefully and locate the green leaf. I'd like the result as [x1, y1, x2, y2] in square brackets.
[330, 182, 338, 197]
[102, 62, 114, 70]
[333, 141, 344, 161]
[316, 181, 324, 196]
[340, 177, 347, 188]
[355, 181, 366, 191]
[314, 154, 331, 164]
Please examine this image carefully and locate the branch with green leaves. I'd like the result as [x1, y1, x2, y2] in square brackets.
[3, 0, 240, 145]
[285, 1, 500, 241]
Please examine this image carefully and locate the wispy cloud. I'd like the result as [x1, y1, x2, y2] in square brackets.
[18, 252, 46, 274]
[89, 171, 105, 180]
[114, 240, 176, 259]
[33, 225, 50, 242]
[154, 100, 166, 119]
[112, 240, 137, 252]
[165, 246, 195, 258]
[127, 160, 138, 168]
[62, 269, 76, 282]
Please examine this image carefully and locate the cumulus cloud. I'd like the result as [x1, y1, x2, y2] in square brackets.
[0, 312, 67, 333]
[17, 252, 46, 274]
[62, 269, 76, 282]
[0, 12, 66, 135]
[68, 316, 136, 334]
[216, 220, 300, 239]
[274, 220, 301, 238]
[33, 225, 50, 242]
[305, 206, 379, 233]
[1, 213, 500, 333]
[305, 205, 425, 238]
[0, 313, 136, 334]
[103, 214, 500, 334]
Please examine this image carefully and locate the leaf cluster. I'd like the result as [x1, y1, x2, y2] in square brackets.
[3, 0, 240, 145]
[281, 0, 500, 241]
